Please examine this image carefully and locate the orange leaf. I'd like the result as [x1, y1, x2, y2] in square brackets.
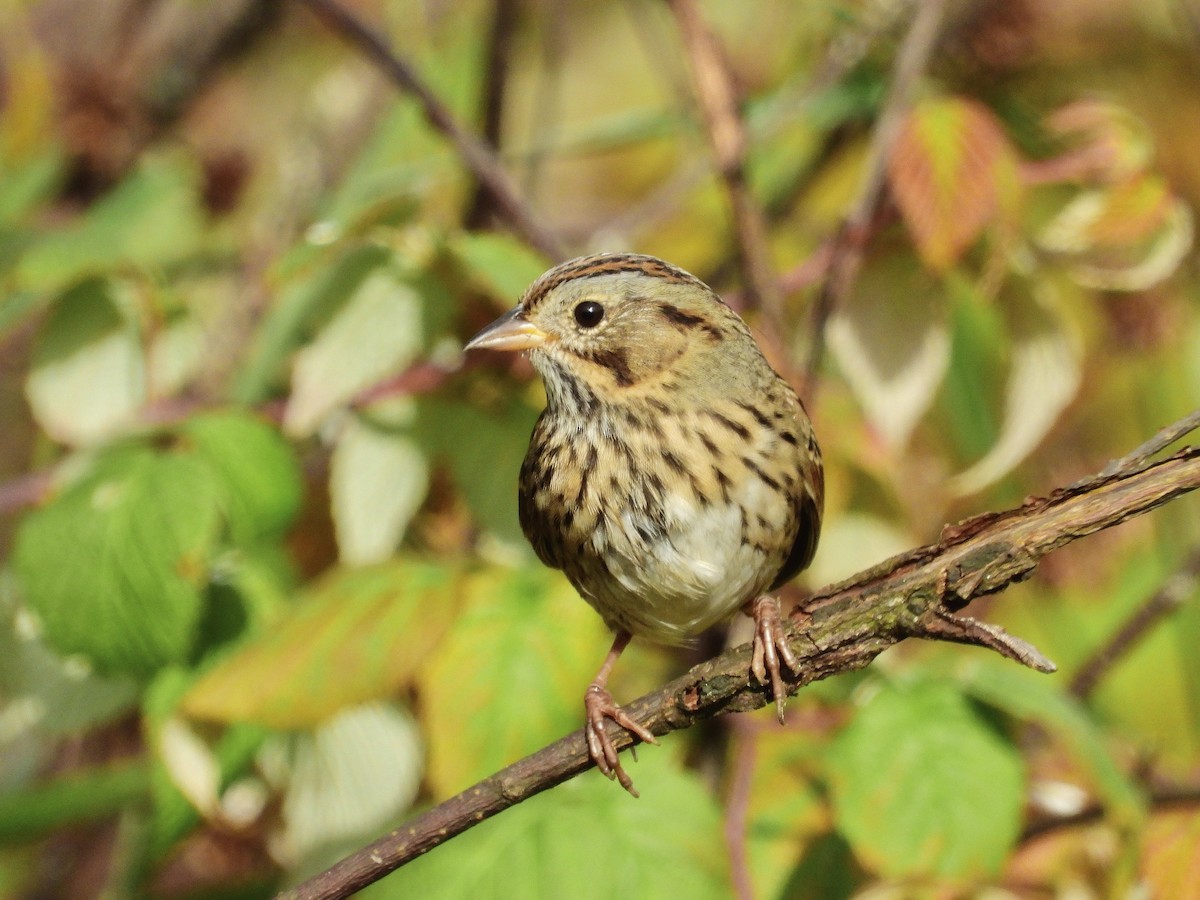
[889, 97, 1021, 272]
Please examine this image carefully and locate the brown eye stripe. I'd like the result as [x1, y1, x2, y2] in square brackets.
[521, 253, 710, 310]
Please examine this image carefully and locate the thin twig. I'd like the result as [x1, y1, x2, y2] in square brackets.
[723, 717, 758, 900]
[1022, 783, 1200, 843]
[1069, 548, 1200, 699]
[1099, 408, 1200, 478]
[281, 412, 1200, 900]
[0, 469, 55, 515]
[665, 0, 780, 323]
[295, 0, 567, 262]
[802, 0, 948, 390]
[463, 0, 521, 229]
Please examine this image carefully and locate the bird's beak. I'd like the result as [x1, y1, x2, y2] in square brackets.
[465, 306, 548, 352]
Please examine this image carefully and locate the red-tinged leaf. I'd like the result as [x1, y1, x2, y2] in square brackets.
[182, 560, 465, 728]
[1033, 99, 1152, 184]
[889, 97, 1020, 271]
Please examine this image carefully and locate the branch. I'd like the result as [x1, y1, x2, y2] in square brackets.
[463, 0, 521, 229]
[282, 409, 1200, 900]
[295, 0, 567, 262]
[665, 0, 780, 322]
[802, 0, 948, 390]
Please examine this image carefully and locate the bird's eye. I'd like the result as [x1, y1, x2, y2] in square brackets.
[573, 301, 605, 329]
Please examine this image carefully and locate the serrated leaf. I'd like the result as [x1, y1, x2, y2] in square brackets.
[890, 96, 1020, 271]
[183, 560, 463, 728]
[330, 411, 429, 565]
[419, 565, 610, 796]
[181, 411, 303, 543]
[13, 449, 221, 677]
[949, 284, 1081, 494]
[270, 703, 423, 868]
[25, 278, 145, 445]
[284, 264, 425, 436]
[826, 255, 950, 449]
[829, 678, 1024, 881]
[953, 658, 1143, 824]
[448, 232, 550, 304]
[366, 751, 728, 900]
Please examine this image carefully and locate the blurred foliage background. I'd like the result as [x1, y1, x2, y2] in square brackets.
[0, 0, 1199, 896]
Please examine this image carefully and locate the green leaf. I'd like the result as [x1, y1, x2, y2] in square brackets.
[948, 282, 1082, 495]
[0, 761, 150, 843]
[13, 448, 222, 677]
[447, 232, 550, 304]
[414, 398, 540, 548]
[181, 411, 303, 543]
[25, 278, 145, 445]
[939, 276, 1004, 462]
[0, 150, 64, 227]
[0, 580, 139, 736]
[284, 260, 426, 436]
[366, 751, 729, 900]
[183, 559, 463, 728]
[15, 154, 205, 290]
[236, 244, 391, 404]
[420, 565, 610, 796]
[953, 657, 1144, 825]
[828, 677, 1024, 881]
[330, 409, 429, 565]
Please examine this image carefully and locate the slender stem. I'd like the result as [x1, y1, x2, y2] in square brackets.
[1069, 548, 1200, 699]
[802, 0, 948, 391]
[295, 0, 567, 261]
[665, 0, 780, 323]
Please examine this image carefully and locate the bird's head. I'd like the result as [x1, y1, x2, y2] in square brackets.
[466, 254, 744, 402]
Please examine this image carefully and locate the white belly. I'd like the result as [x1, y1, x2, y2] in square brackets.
[581, 481, 783, 643]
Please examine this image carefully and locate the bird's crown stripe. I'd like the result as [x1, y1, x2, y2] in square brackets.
[522, 254, 703, 309]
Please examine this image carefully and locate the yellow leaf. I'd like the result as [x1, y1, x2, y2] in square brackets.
[183, 559, 464, 728]
[889, 97, 1021, 271]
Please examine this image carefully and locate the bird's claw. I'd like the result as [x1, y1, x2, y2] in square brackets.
[750, 595, 802, 723]
[584, 683, 657, 797]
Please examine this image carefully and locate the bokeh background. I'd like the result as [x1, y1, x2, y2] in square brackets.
[1, 0, 1199, 896]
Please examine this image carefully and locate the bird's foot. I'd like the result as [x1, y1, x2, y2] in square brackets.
[749, 595, 802, 724]
[584, 683, 658, 797]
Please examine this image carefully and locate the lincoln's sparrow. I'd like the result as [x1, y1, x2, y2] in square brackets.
[466, 253, 823, 795]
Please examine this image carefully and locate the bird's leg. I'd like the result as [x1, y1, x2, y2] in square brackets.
[584, 631, 658, 797]
[747, 595, 802, 724]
